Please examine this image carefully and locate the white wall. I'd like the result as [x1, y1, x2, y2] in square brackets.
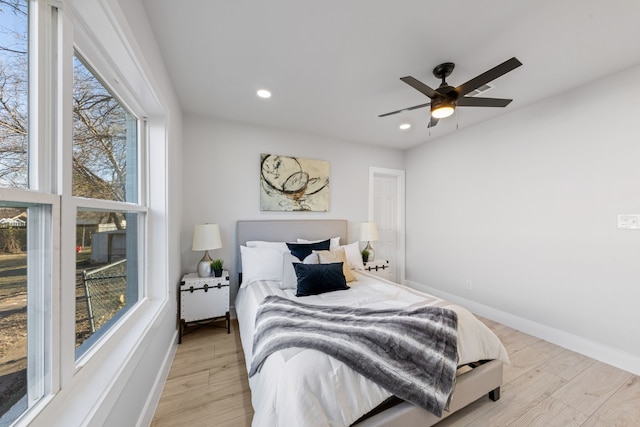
[405, 64, 640, 374]
[181, 115, 404, 303]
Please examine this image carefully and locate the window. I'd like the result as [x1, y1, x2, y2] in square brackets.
[0, 1, 40, 424]
[0, 202, 50, 425]
[75, 209, 140, 352]
[0, 0, 28, 189]
[72, 55, 138, 203]
[0, 1, 150, 423]
[72, 55, 144, 357]
[0, 206, 29, 422]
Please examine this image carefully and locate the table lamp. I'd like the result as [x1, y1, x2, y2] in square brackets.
[359, 222, 379, 262]
[192, 223, 222, 277]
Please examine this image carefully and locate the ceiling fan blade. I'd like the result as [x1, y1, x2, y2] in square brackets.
[400, 76, 440, 99]
[454, 57, 522, 97]
[428, 116, 439, 128]
[378, 102, 430, 117]
[457, 97, 513, 107]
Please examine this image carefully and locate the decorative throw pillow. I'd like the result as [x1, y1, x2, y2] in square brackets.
[286, 239, 330, 261]
[341, 242, 365, 271]
[315, 247, 356, 282]
[293, 262, 349, 297]
[297, 236, 341, 250]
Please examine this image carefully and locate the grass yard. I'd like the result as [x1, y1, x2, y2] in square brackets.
[0, 253, 28, 419]
[0, 254, 27, 299]
[0, 251, 92, 297]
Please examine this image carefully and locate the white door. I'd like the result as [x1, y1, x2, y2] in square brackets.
[369, 167, 405, 284]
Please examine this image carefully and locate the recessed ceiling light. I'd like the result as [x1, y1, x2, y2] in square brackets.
[399, 123, 411, 130]
[257, 89, 271, 98]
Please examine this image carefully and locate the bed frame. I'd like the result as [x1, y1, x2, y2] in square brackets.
[236, 219, 503, 427]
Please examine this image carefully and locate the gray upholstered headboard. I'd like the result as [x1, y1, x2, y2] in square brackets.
[236, 219, 348, 273]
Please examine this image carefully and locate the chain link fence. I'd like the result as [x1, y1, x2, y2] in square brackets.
[82, 259, 127, 333]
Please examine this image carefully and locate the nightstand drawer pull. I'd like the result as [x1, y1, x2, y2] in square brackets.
[189, 286, 194, 293]
[204, 284, 209, 292]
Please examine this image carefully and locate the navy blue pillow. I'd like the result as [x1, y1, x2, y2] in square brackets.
[286, 239, 330, 261]
[294, 262, 349, 297]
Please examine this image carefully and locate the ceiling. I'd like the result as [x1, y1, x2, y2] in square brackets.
[142, 0, 640, 150]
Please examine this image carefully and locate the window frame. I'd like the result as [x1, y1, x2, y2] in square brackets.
[56, 0, 158, 387]
[66, 48, 149, 360]
[0, 188, 59, 422]
[0, 0, 59, 421]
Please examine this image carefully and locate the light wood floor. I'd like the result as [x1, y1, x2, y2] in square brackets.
[151, 318, 640, 426]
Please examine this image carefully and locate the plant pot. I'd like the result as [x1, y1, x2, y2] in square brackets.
[213, 269, 223, 277]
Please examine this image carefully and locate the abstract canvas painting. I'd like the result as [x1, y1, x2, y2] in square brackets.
[260, 153, 330, 211]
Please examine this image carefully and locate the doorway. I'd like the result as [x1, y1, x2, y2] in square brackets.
[368, 167, 405, 283]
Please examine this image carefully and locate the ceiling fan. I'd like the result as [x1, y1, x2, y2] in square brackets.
[379, 57, 522, 128]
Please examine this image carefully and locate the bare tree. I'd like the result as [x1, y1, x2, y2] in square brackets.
[72, 56, 129, 203]
[0, 0, 131, 229]
[0, 0, 28, 187]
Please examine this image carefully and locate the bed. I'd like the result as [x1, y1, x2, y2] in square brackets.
[235, 219, 508, 427]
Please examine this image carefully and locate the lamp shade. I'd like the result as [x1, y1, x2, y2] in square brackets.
[192, 224, 222, 251]
[359, 222, 380, 242]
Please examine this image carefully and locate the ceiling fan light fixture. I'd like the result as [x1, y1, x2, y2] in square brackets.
[431, 98, 455, 119]
[431, 105, 454, 119]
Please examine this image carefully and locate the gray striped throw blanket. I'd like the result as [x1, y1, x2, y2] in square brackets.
[249, 295, 458, 417]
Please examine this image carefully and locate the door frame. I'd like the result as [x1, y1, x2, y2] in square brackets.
[368, 167, 406, 284]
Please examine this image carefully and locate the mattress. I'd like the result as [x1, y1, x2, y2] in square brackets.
[236, 271, 509, 427]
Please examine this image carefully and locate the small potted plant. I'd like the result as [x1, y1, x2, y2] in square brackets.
[211, 259, 224, 277]
[361, 249, 370, 263]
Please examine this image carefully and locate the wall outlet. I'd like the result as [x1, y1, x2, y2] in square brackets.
[465, 280, 473, 290]
[618, 214, 640, 230]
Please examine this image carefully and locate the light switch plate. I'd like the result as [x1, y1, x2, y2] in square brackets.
[618, 214, 640, 229]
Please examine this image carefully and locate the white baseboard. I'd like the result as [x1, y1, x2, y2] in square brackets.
[405, 280, 640, 377]
[136, 330, 179, 427]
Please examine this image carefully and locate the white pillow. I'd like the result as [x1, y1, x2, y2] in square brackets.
[281, 252, 299, 289]
[301, 252, 319, 264]
[297, 236, 340, 251]
[281, 252, 319, 289]
[342, 242, 364, 270]
[240, 246, 285, 288]
[246, 240, 289, 251]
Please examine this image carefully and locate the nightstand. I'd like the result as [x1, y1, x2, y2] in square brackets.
[363, 259, 390, 280]
[179, 271, 230, 343]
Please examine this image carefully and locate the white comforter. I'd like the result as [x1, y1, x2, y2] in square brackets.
[235, 272, 509, 427]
